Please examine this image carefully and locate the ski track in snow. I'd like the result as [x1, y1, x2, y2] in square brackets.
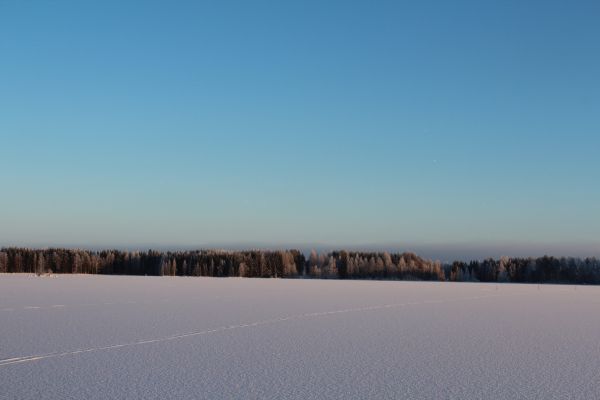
[0, 293, 524, 368]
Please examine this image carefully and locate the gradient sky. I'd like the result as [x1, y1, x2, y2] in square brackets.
[1, 1, 599, 257]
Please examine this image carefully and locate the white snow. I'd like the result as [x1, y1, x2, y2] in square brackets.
[0, 275, 599, 399]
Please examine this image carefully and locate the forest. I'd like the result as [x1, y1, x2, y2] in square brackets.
[1, 247, 599, 284]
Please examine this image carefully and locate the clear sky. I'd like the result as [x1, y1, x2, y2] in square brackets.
[1, 1, 599, 258]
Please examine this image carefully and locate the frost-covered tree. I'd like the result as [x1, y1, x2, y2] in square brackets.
[72, 253, 81, 274]
[0, 251, 7, 273]
[37, 253, 45, 275]
[375, 256, 385, 278]
[1, 247, 598, 284]
[181, 260, 188, 276]
[238, 262, 247, 277]
[281, 251, 297, 277]
[322, 256, 338, 278]
[398, 256, 406, 276]
[346, 257, 355, 277]
[309, 250, 318, 269]
[309, 264, 321, 278]
[497, 256, 509, 282]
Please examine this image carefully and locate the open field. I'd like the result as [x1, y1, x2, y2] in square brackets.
[1, 275, 599, 399]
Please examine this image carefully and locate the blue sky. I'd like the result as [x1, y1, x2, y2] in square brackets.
[1, 1, 599, 257]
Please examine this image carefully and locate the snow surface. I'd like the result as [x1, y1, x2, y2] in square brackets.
[1, 275, 599, 399]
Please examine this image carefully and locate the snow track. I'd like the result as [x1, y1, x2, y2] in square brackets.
[0, 293, 512, 367]
[2, 276, 597, 400]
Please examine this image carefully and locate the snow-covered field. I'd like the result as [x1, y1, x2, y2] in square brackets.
[0, 275, 598, 399]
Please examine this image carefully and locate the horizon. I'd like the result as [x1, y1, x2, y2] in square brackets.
[2, 1, 599, 255]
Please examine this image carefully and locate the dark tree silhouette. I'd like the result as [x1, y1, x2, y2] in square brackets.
[1, 247, 599, 284]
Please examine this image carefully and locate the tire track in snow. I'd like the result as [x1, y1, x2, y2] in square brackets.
[0, 293, 524, 367]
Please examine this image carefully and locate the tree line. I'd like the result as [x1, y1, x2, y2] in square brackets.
[0, 247, 599, 284]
